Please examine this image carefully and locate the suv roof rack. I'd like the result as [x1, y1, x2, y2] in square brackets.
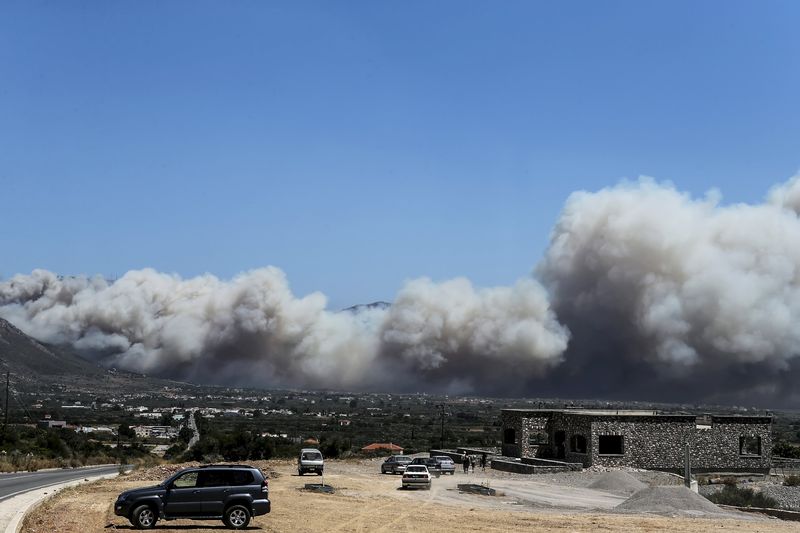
[197, 464, 254, 469]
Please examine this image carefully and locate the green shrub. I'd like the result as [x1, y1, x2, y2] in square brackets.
[784, 475, 800, 487]
[707, 485, 778, 508]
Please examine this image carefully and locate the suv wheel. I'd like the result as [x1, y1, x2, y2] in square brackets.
[224, 504, 251, 530]
[130, 504, 157, 529]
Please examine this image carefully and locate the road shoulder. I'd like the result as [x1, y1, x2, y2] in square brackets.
[0, 470, 120, 533]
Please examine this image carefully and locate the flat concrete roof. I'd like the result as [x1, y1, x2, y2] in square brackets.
[502, 408, 660, 416]
[501, 408, 771, 421]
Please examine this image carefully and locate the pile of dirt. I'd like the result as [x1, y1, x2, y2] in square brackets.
[122, 463, 201, 482]
[614, 486, 732, 517]
[121, 460, 291, 482]
[588, 471, 647, 494]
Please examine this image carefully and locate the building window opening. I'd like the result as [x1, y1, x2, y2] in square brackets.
[528, 432, 548, 445]
[570, 434, 587, 454]
[504, 428, 516, 445]
[739, 436, 761, 456]
[598, 435, 624, 455]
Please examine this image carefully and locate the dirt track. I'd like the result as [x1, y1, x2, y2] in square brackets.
[20, 460, 800, 532]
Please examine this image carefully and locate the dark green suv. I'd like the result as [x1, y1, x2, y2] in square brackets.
[114, 465, 270, 529]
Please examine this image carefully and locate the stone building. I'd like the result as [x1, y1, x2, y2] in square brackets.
[500, 409, 772, 473]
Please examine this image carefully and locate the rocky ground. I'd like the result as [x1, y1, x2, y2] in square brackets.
[20, 459, 800, 533]
[699, 479, 800, 511]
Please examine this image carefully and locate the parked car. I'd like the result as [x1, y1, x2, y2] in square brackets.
[298, 448, 324, 475]
[114, 464, 270, 530]
[401, 465, 432, 490]
[432, 455, 456, 475]
[410, 457, 441, 477]
[381, 455, 413, 474]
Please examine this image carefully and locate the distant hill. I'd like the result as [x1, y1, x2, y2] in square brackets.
[0, 317, 175, 393]
[341, 301, 391, 313]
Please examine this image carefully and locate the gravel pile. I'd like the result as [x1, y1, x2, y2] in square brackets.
[588, 471, 647, 494]
[614, 486, 734, 518]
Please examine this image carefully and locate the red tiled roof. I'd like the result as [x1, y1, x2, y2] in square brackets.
[361, 443, 403, 451]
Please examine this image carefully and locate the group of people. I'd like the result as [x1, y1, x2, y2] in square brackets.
[461, 452, 487, 473]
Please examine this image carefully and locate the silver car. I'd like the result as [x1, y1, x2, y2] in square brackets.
[381, 455, 412, 474]
[433, 455, 456, 475]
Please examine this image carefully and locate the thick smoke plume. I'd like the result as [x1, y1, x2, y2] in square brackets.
[536, 177, 800, 406]
[3, 176, 800, 405]
[0, 268, 567, 393]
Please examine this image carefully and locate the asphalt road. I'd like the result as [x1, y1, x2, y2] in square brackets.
[0, 464, 121, 501]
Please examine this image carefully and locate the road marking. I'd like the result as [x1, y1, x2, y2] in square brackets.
[0, 468, 118, 501]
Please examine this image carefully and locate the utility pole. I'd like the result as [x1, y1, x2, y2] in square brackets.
[684, 442, 691, 489]
[3, 372, 8, 437]
[437, 404, 445, 450]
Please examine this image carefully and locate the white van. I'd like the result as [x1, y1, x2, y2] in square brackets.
[298, 448, 324, 475]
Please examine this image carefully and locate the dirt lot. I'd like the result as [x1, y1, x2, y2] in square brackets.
[20, 459, 800, 532]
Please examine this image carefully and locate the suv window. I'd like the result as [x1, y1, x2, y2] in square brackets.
[229, 470, 255, 486]
[198, 470, 229, 487]
[172, 471, 199, 488]
[302, 452, 322, 461]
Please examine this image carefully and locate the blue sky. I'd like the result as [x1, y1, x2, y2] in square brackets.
[1, 1, 799, 308]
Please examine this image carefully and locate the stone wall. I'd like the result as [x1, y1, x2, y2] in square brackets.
[500, 410, 548, 457]
[551, 411, 594, 466]
[588, 415, 771, 472]
[499, 409, 772, 473]
[491, 458, 577, 474]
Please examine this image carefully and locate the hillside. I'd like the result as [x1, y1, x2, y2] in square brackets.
[0, 317, 175, 393]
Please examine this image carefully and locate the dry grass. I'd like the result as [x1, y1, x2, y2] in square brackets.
[20, 460, 800, 533]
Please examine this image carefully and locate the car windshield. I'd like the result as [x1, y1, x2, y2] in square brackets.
[302, 452, 322, 460]
[406, 466, 426, 472]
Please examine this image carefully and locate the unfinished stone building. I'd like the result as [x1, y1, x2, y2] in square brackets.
[500, 409, 772, 473]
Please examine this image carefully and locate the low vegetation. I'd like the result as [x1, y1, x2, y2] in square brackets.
[0, 425, 153, 472]
[706, 485, 778, 508]
[783, 475, 800, 487]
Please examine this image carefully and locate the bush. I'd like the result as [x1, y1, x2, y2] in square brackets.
[784, 475, 800, 487]
[707, 485, 778, 508]
[773, 441, 800, 459]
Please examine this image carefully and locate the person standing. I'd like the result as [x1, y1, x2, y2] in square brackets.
[462, 454, 469, 474]
[480, 453, 487, 471]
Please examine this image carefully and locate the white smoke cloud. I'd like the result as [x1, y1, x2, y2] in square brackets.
[768, 173, 800, 214]
[0, 267, 568, 393]
[380, 277, 568, 392]
[536, 177, 800, 401]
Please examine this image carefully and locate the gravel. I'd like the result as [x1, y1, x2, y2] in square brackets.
[588, 471, 647, 494]
[614, 486, 736, 518]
